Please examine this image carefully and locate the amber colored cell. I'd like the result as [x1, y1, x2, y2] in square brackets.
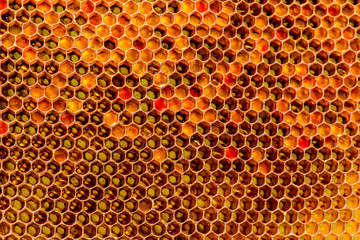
[74, 37, 88, 49]
[316, 75, 329, 88]
[30, 86, 44, 98]
[103, 111, 117, 126]
[169, 97, 181, 111]
[80, 75, 94, 89]
[318, 124, 331, 137]
[2, 34, 15, 47]
[9, 97, 22, 110]
[53, 99, 66, 111]
[82, 49, 96, 63]
[53, 24, 66, 37]
[55, 149, 67, 163]
[338, 135, 351, 149]
[45, 85, 59, 99]
[232, 110, 243, 123]
[38, 1, 50, 12]
[258, 161, 270, 174]
[154, 148, 166, 162]
[252, 99, 263, 112]
[126, 101, 139, 113]
[285, 135, 297, 148]
[45, 12, 58, 24]
[97, 49, 110, 62]
[23, 24, 37, 36]
[153, 74, 167, 86]
[103, 14, 116, 26]
[60, 61, 74, 75]
[89, 13, 102, 26]
[298, 112, 310, 125]
[23, 48, 37, 61]
[161, 86, 174, 99]
[352, 111, 360, 124]
[96, 25, 110, 38]
[133, 62, 146, 75]
[278, 100, 289, 112]
[183, 122, 195, 135]
[182, 98, 195, 110]
[204, 109, 216, 122]
[252, 148, 264, 161]
[31, 111, 44, 123]
[351, 87, 360, 100]
[197, 97, 209, 110]
[67, 99, 82, 113]
[190, 110, 203, 122]
[112, 124, 125, 138]
[126, 124, 139, 138]
[38, 99, 52, 111]
[89, 37, 103, 50]
[311, 112, 323, 125]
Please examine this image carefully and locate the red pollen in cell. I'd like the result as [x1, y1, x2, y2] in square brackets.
[81, 1, 94, 13]
[119, 87, 132, 100]
[276, 29, 287, 40]
[190, 86, 202, 97]
[328, 6, 340, 16]
[226, 146, 237, 159]
[155, 98, 167, 111]
[260, 43, 268, 52]
[0, 121, 8, 135]
[196, 1, 208, 13]
[298, 136, 310, 149]
[61, 112, 74, 125]
[224, 74, 236, 86]
[0, 0, 7, 10]
[134, 40, 145, 50]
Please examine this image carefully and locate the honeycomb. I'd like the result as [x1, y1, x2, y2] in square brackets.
[2, 0, 360, 239]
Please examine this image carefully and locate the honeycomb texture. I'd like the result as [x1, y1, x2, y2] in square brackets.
[2, 0, 360, 239]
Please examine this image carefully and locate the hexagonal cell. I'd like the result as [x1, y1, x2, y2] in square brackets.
[66, 0, 80, 13]
[44, 36, 58, 49]
[29, 34, 44, 49]
[75, 62, 88, 75]
[1, 9, 15, 23]
[8, 20, 22, 35]
[75, 12, 87, 26]
[89, 12, 102, 26]
[66, 24, 80, 37]
[60, 12, 73, 25]
[53, 0, 66, 13]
